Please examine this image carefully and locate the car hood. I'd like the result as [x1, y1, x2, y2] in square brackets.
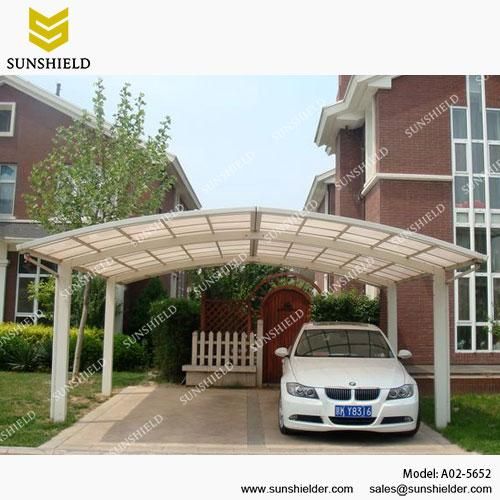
[290, 357, 407, 389]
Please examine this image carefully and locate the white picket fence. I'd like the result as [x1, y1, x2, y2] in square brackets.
[191, 330, 257, 368]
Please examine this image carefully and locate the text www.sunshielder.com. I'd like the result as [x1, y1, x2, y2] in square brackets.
[240, 483, 493, 495]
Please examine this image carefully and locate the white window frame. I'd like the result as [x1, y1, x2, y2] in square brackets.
[0, 164, 17, 216]
[0, 102, 16, 137]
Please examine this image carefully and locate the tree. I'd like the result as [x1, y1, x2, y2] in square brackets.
[25, 79, 175, 379]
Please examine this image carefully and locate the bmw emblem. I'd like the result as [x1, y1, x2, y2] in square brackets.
[349, 381, 357, 387]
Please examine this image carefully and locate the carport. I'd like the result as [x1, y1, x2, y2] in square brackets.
[16, 207, 485, 429]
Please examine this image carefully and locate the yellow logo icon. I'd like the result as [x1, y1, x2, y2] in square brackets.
[29, 8, 69, 52]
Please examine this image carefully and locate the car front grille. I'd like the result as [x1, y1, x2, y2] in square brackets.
[354, 388, 380, 401]
[329, 417, 376, 426]
[325, 388, 351, 400]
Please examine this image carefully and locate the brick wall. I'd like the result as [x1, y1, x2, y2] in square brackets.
[337, 75, 352, 101]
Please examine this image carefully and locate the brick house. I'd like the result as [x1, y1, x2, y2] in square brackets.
[0, 75, 201, 332]
[309, 75, 500, 392]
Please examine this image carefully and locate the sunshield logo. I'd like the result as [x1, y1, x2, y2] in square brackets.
[4, 7, 90, 70]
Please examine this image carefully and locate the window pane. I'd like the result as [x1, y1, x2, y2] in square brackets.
[476, 325, 489, 350]
[454, 177, 469, 208]
[473, 177, 485, 208]
[475, 213, 485, 224]
[492, 229, 500, 272]
[489, 145, 500, 174]
[456, 212, 469, 223]
[0, 164, 16, 180]
[0, 110, 11, 132]
[456, 227, 470, 249]
[452, 108, 467, 139]
[490, 178, 500, 209]
[455, 143, 467, 171]
[17, 277, 34, 313]
[457, 325, 472, 350]
[469, 76, 484, 140]
[472, 142, 484, 173]
[487, 109, 500, 140]
[494, 278, 500, 319]
[458, 278, 470, 320]
[18, 256, 37, 274]
[0, 183, 14, 214]
[475, 276, 488, 322]
[475, 228, 487, 271]
[492, 214, 500, 224]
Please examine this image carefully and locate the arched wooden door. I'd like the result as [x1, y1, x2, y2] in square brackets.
[261, 287, 311, 383]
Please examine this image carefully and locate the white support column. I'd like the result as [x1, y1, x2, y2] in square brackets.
[433, 270, 451, 429]
[102, 280, 116, 396]
[387, 284, 398, 352]
[50, 263, 72, 422]
[256, 319, 264, 388]
[0, 241, 9, 322]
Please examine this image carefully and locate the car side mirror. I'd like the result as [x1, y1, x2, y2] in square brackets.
[274, 347, 289, 358]
[398, 349, 412, 360]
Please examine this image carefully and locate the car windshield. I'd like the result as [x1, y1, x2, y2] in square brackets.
[294, 329, 393, 358]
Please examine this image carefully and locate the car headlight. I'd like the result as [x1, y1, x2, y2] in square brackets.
[387, 384, 414, 400]
[286, 382, 318, 399]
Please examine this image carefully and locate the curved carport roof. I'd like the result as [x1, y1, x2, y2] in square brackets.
[17, 207, 485, 286]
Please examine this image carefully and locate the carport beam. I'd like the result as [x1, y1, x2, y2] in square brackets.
[433, 270, 451, 429]
[50, 263, 72, 422]
[387, 284, 398, 352]
[102, 280, 116, 396]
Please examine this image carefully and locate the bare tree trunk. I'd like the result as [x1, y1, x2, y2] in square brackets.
[72, 280, 91, 380]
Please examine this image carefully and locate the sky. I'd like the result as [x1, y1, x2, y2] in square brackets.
[27, 76, 337, 210]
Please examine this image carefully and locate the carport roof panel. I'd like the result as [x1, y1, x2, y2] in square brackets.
[16, 207, 486, 286]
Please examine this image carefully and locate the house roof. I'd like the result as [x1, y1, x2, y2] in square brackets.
[315, 75, 397, 154]
[304, 168, 335, 209]
[17, 207, 485, 286]
[0, 75, 201, 209]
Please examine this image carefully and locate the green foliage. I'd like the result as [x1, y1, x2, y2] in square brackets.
[29, 275, 107, 328]
[311, 291, 380, 325]
[189, 263, 286, 300]
[25, 79, 175, 233]
[150, 298, 200, 381]
[0, 323, 145, 372]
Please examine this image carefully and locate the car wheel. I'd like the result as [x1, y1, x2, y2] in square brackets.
[278, 394, 297, 435]
[401, 412, 421, 438]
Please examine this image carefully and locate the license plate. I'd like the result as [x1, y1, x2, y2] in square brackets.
[335, 405, 372, 418]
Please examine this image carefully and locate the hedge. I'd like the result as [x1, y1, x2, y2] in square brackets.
[150, 298, 200, 382]
[311, 291, 380, 325]
[0, 323, 146, 372]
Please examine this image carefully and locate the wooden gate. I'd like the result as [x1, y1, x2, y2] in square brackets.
[261, 286, 311, 383]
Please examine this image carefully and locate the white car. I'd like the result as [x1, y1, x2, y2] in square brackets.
[276, 322, 420, 436]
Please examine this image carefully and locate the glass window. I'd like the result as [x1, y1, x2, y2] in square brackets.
[16, 277, 35, 313]
[473, 177, 486, 208]
[458, 278, 470, 320]
[490, 178, 500, 209]
[469, 76, 484, 140]
[489, 144, 500, 174]
[492, 214, 500, 224]
[475, 228, 487, 271]
[452, 108, 467, 139]
[455, 143, 467, 171]
[456, 212, 469, 223]
[476, 325, 489, 350]
[0, 164, 16, 215]
[457, 325, 472, 350]
[487, 109, 500, 140]
[494, 278, 500, 319]
[454, 176, 470, 208]
[0, 103, 14, 134]
[492, 229, 500, 272]
[294, 329, 393, 358]
[472, 142, 484, 173]
[475, 213, 485, 224]
[475, 276, 488, 322]
[456, 227, 470, 249]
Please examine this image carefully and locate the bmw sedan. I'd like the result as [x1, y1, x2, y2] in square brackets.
[276, 322, 420, 436]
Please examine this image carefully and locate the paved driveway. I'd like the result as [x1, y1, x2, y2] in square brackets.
[39, 385, 467, 454]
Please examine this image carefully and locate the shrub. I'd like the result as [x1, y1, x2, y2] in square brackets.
[0, 323, 146, 372]
[150, 298, 200, 382]
[312, 291, 380, 325]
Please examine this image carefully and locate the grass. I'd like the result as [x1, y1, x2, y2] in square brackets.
[0, 371, 152, 447]
[421, 393, 500, 454]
